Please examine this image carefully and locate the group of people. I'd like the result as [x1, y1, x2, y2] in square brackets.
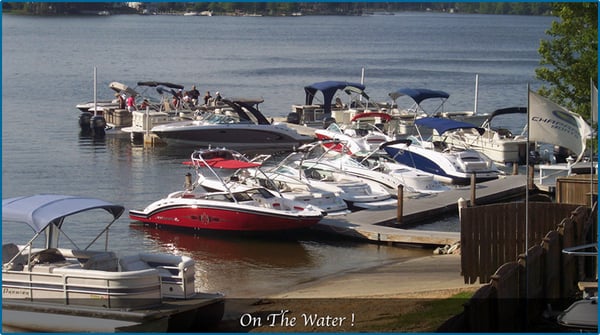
[172, 85, 223, 109]
[118, 84, 224, 112]
[116, 93, 140, 113]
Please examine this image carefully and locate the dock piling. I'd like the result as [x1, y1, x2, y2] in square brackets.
[458, 197, 467, 220]
[396, 185, 404, 225]
[528, 165, 535, 190]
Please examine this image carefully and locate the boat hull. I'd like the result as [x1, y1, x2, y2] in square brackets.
[129, 204, 322, 232]
[384, 145, 499, 185]
[152, 123, 312, 151]
[445, 135, 528, 165]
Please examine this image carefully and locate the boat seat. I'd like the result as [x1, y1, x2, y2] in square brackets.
[119, 255, 153, 271]
[81, 251, 118, 271]
[30, 248, 66, 266]
[2, 243, 26, 270]
[495, 128, 513, 139]
[119, 255, 170, 277]
[432, 141, 448, 151]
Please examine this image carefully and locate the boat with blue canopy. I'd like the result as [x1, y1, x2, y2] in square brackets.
[382, 117, 500, 185]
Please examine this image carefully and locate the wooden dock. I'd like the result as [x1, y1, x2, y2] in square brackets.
[313, 174, 528, 246]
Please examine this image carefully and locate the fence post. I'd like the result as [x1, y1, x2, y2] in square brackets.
[470, 172, 476, 206]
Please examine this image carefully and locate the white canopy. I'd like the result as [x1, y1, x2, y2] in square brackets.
[2, 194, 124, 234]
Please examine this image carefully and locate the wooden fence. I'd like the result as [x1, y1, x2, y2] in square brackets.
[460, 202, 582, 284]
[452, 205, 596, 332]
[556, 174, 597, 206]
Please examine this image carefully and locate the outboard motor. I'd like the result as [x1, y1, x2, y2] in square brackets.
[322, 116, 336, 129]
[286, 112, 300, 125]
[91, 115, 107, 138]
[78, 112, 93, 134]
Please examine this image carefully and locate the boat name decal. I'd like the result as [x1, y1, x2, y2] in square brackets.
[3, 287, 31, 298]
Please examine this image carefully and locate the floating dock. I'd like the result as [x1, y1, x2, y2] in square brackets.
[313, 174, 528, 246]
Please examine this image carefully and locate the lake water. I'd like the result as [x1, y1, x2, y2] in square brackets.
[1, 12, 555, 297]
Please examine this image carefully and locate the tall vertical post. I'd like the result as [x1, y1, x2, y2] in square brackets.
[93, 67, 97, 117]
[396, 185, 403, 225]
[470, 173, 476, 207]
[473, 74, 479, 115]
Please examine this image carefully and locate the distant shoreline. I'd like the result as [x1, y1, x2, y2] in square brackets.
[2, 2, 553, 18]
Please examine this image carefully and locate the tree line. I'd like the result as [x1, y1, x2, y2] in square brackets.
[2, 2, 553, 16]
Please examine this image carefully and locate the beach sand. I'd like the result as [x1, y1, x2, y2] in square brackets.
[211, 254, 481, 332]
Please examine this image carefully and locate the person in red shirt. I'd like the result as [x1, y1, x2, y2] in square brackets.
[126, 95, 136, 112]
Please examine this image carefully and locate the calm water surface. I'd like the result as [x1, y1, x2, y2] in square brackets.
[2, 13, 554, 297]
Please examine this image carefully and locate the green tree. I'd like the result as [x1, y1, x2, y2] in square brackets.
[535, 2, 598, 121]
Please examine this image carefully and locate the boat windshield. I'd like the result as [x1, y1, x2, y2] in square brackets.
[325, 122, 343, 134]
[407, 135, 423, 146]
[202, 112, 251, 124]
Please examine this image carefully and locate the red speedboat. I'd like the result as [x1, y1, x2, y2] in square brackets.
[129, 148, 325, 232]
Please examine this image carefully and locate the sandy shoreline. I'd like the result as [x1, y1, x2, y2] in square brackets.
[212, 253, 481, 332]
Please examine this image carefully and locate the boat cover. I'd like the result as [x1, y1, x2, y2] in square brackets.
[304, 81, 366, 115]
[482, 107, 527, 126]
[388, 88, 449, 104]
[183, 158, 261, 169]
[2, 194, 125, 234]
[415, 117, 485, 135]
[351, 112, 392, 122]
[137, 81, 185, 90]
[109, 81, 139, 97]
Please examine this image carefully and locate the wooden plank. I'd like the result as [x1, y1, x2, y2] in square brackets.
[490, 262, 521, 332]
[541, 230, 561, 300]
[464, 284, 497, 332]
[313, 217, 460, 246]
[311, 175, 524, 247]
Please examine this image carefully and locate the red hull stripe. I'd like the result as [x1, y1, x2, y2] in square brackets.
[182, 158, 261, 169]
[129, 206, 321, 232]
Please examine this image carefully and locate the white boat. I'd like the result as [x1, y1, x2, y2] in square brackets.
[440, 107, 529, 165]
[297, 140, 450, 195]
[120, 81, 205, 141]
[76, 81, 138, 114]
[263, 147, 398, 210]
[382, 117, 501, 185]
[2, 194, 224, 332]
[187, 149, 350, 216]
[314, 113, 395, 155]
[364, 154, 452, 194]
[130, 148, 325, 232]
[152, 99, 313, 152]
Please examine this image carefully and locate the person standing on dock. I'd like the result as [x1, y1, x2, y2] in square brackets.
[126, 95, 137, 113]
[116, 93, 125, 109]
[203, 91, 212, 105]
[188, 85, 200, 105]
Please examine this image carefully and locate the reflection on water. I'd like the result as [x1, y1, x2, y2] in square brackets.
[128, 224, 431, 297]
[130, 224, 315, 268]
[78, 132, 107, 149]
